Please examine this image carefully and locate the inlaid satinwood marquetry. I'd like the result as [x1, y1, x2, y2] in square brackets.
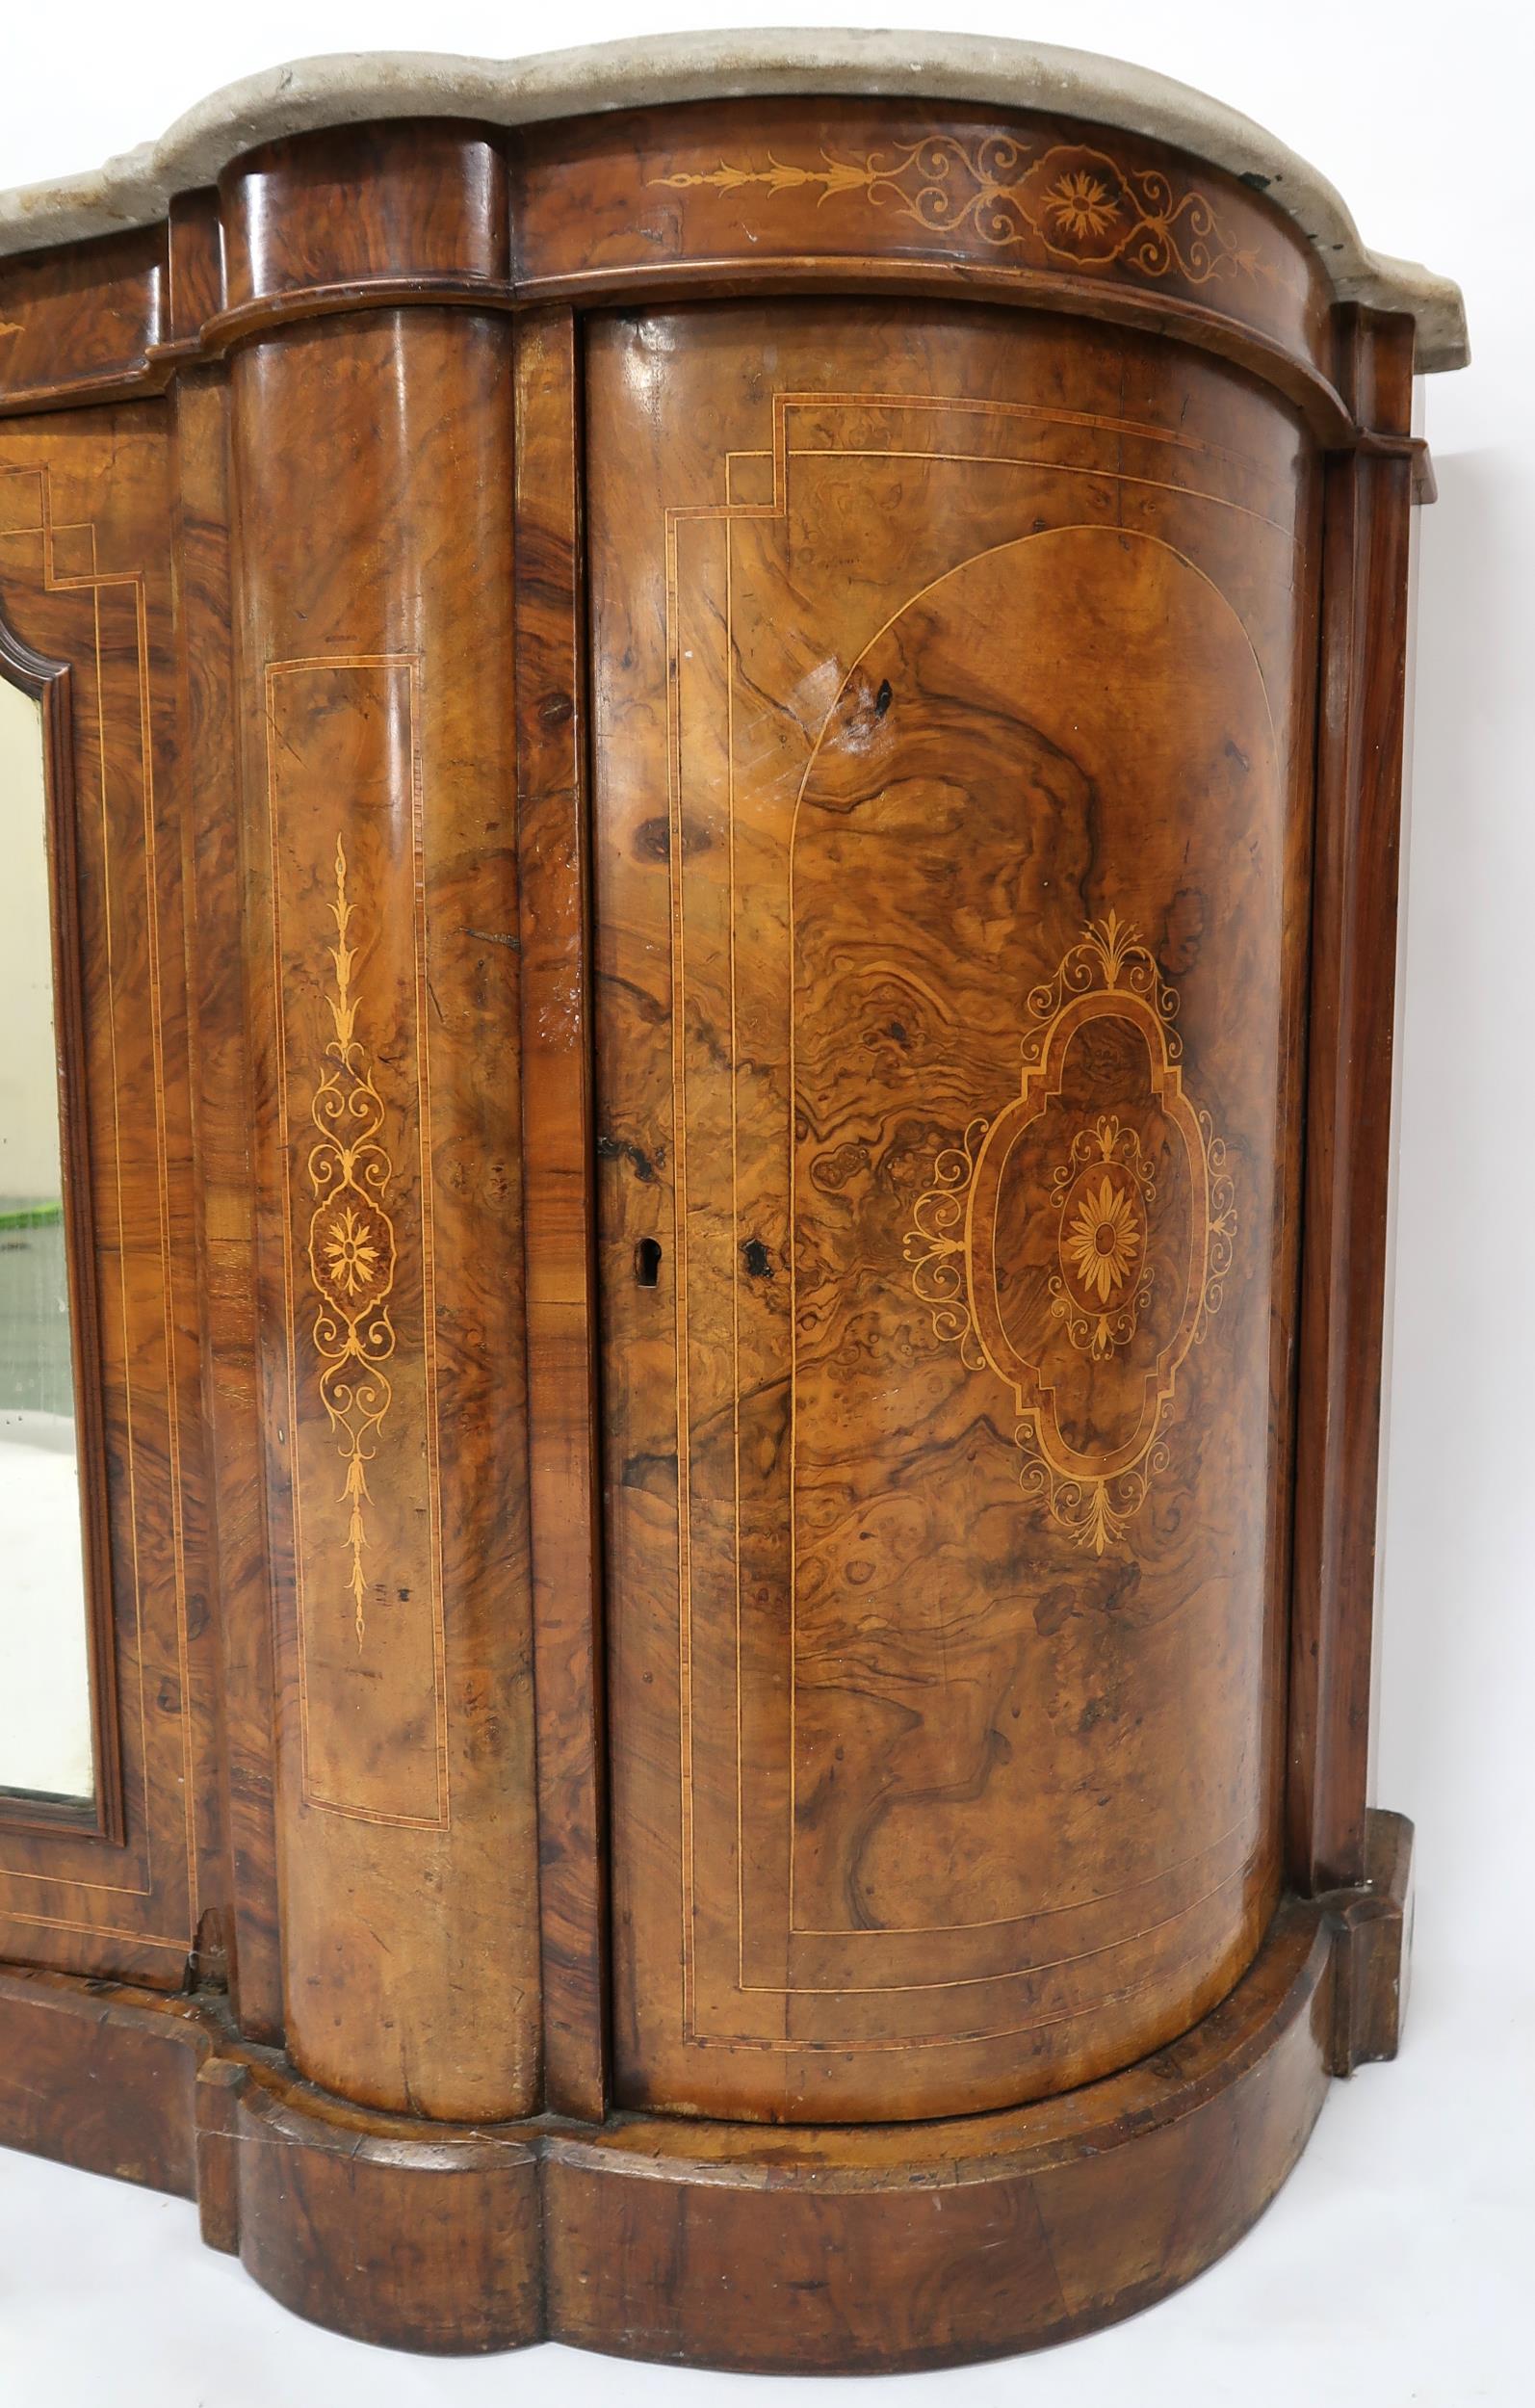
[0, 49, 1453, 2370]
[263, 658, 449, 1821]
[904, 908, 1237, 1555]
[649, 126, 1297, 290]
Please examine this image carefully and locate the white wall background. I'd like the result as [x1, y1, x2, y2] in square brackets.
[0, 3, 1529, 2402]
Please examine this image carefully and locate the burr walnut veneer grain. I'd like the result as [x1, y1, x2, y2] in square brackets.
[0, 67, 1455, 2369]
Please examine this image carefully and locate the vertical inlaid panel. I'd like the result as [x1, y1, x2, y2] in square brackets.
[591, 302, 1319, 2122]
[264, 656, 447, 1826]
[233, 309, 538, 2119]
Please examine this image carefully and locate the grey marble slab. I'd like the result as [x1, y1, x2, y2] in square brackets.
[0, 32, 1467, 369]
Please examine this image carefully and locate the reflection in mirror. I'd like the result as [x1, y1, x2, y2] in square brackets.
[0, 672, 93, 1805]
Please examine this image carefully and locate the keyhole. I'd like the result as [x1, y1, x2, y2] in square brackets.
[635, 1237, 663, 1287]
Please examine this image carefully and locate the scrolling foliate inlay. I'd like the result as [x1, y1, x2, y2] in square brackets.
[307, 835, 397, 1647]
[904, 914, 1236, 1556]
[652, 137, 1284, 289]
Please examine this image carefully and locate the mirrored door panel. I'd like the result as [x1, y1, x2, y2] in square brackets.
[0, 671, 92, 1805]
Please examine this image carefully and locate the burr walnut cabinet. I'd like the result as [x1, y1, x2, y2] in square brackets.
[0, 35, 1465, 2370]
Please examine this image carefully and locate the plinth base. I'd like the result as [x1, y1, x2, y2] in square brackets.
[0, 1813, 1411, 2371]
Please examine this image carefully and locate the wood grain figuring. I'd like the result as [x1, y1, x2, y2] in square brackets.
[231, 309, 538, 2117]
[220, 121, 511, 314]
[591, 301, 1319, 2122]
[232, 2074, 543, 2352]
[0, 229, 163, 413]
[514, 308, 610, 2123]
[0, 406, 218, 1984]
[0, 1964, 205, 2195]
[165, 193, 224, 350]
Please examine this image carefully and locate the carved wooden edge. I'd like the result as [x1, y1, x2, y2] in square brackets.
[0, 607, 122, 1846]
[0, 1851, 1410, 2366]
[0, 110, 1454, 452]
[1288, 313, 1418, 1896]
[2, 275, 1372, 455]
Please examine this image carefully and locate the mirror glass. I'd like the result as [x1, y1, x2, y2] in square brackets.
[0, 674, 93, 1805]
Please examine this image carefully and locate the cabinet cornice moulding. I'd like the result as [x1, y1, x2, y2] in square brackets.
[0, 30, 1467, 369]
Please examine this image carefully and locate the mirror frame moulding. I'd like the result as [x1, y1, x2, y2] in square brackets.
[0, 612, 120, 1843]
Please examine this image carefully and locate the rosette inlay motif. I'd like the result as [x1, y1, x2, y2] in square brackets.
[306, 836, 397, 1646]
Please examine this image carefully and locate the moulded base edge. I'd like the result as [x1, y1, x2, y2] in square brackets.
[0, 1809, 1412, 2369]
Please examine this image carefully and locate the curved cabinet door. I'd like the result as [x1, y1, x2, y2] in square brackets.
[591, 301, 1320, 2122]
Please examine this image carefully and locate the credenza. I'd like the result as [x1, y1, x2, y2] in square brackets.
[0, 33, 1464, 2369]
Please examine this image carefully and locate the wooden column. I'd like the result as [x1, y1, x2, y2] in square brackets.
[1288, 312, 1418, 1896]
[226, 131, 538, 2119]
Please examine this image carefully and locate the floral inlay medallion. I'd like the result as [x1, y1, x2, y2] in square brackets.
[904, 913, 1236, 1556]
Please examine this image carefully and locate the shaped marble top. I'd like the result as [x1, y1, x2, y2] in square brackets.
[0, 31, 1467, 370]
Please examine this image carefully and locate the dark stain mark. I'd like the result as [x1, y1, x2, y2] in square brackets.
[597, 1133, 661, 1184]
[1032, 1556, 1144, 1636]
[741, 1237, 773, 1280]
[1033, 1583, 1078, 1638]
[621, 1450, 678, 1499]
[844, 1718, 1014, 1929]
[538, 688, 573, 729]
[1238, 170, 1272, 192]
[467, 928, 521, 951]
[1161, 886, 1209, 977]
[634, 813, 712, 862]
[874, 677, 893, 717]
[1224, 737, 1252, 773]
